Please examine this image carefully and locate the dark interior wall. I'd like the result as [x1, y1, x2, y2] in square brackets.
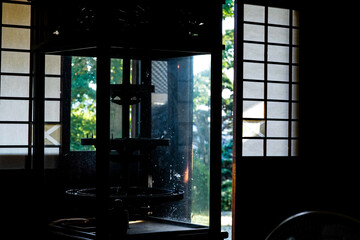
[236, 2, 360, 239]
[0, 170, 43, 238]
[300, 2, 360, 215]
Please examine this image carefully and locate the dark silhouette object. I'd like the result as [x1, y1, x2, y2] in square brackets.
[266, 211, 360, 240]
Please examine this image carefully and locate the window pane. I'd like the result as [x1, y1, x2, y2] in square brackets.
[0, 75, 29, 97]
[242, 4, 300, 158]
[243, 120, 265, 137]
[2, 3, 31, 26]
[267, 83, 289, 100]
[267, 121, 288, 137]
[70, 57, 97, 151]
[243, 139, 263, 156]
[243, 62, 264, 80]
[268, 27, 289, 44]
[0, 100, 28, 121]
[1, 51, 30, 73]
[243, 101, 264, 118]
[45, 124, 61, 146]
[152, 61, 169, 94]
[267, 140, 288, 156]
[45, 101, 60, 122]
[243, 81, 264, 99]
[110, 102, 123, 138]
[45, 77, 61, 98]
[244, 24, 264, 42]
[2, 27, 30, 50]
[45, 55, 61, 75]
[244, 43, 264, 61]
[0, 124, 28, 145]
[244, 4, 265, 23]
[267, 102, 288, 119]
[268, 7, 290, 26]
[268, 64, 289, 82]
[111, 58, 123, 84]
[268, 45, 289, 63]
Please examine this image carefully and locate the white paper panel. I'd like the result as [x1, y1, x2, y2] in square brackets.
[268, 26, 289, 44]
[293, 29, 300, 45]
[45, 55, 62, 75]
[243, 120, 265, 137]
[267, 121, 288, 137]
[292, 66, 299, 82]
[268, 7, 290, 25]
[1, 51, 30, 73]
[243, 62, 264, 80]
[244, 43, 264, 61]
[291, 121, 299, 138]
[243, 101, 264, 118]
[45, 77, 61, 98]
[267, 83, 289, 100]
[243, 81, 264, 99]
[244, 24, 264, 42]
[2, 27, 30, 50]
[292, 103, 299, 119]
[2, 3, 31, 26]
[0, 100, 29, 121]
[0, 75, 29, 97]
[268, 64, 289, 81]
[291, 140, 299, 156]
[292, 10, 300, 27]
[0, 124, 28, 145]
[292, 47, 300, 64]
[244, 4, 265, 23]
[268, 45, 289, 63]
[267, 102, 288, 119]
[45, 101, 60, 122]
[292, 84, 299, 101]
[267, 139, 288, 156]
[243, 139, 263, 156]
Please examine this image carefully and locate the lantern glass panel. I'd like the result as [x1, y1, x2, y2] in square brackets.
[149, 55, 211, 225]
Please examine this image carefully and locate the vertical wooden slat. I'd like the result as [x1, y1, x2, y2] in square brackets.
[232, 1, 243, 239]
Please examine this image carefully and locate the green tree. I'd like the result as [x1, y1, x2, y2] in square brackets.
[192, 0, 235, 211]
[223, 0, 234, 20]
[70, 57, 124, 150]
[223, 29, 234, 70]
[193, 69, 211, 165]
[70, 57, 97, 151]
[221, 0, 234, 211]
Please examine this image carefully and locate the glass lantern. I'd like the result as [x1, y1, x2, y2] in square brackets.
[32, 1, 224, 239]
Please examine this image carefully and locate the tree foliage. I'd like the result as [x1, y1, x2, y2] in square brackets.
[221, 0, 234, 211]
[223, 0, 234, 20]
[193, 69, 211, 165]
[70, 57, 124, 150]
[70, 57, 97, 151]
[223, 29, 234, 70]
